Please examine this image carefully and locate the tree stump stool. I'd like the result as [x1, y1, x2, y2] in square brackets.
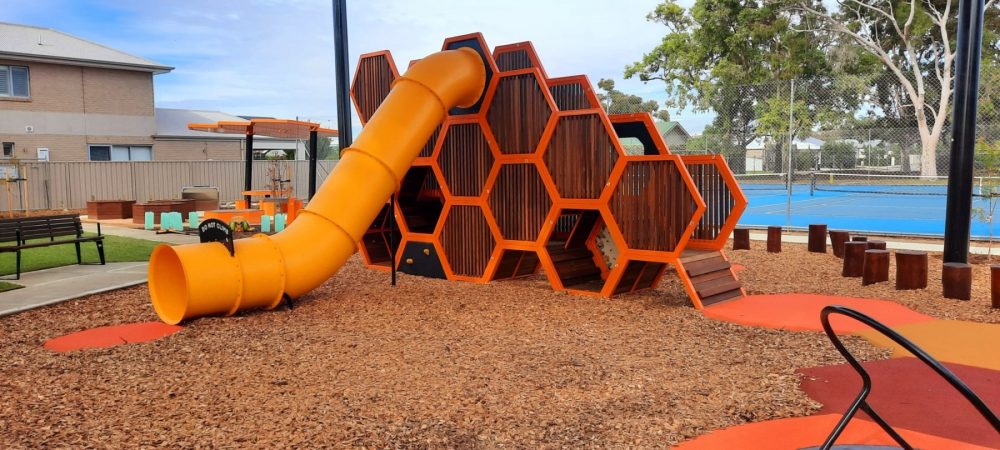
[895, 251, 928, 290]
[808, 224, 827, 253]
[942, 262, 972, 300]
[733, 228, 751, 250]
[767, 226, 782, 253]
[992, 265, 1000, 309]
[851, 236, 868, 242]
[842, 242, 868, 277]
[862, 250, 890, 285]
[829, 230, 850, 258]
[867, 240, 887, 250]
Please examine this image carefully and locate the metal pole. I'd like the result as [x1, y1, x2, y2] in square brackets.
[389, 193, 397, 286]
[244, 133, 254, 207]
[943, 0, 986, 264]
[333, 0, 353, 155]
[308, 129, 318, 199]
[785, 79, 795, 226]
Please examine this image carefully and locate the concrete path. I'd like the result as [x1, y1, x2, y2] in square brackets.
[746, 231, 996, 255]
[83, 223, 198, 245]
[0, 262, 148, 317]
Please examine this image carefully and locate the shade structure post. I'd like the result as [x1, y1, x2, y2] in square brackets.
[244, 132, 254, 206]
[308, 129, 319, 200]
[943, 0, 986, 263]
[333, 0, 353, 156]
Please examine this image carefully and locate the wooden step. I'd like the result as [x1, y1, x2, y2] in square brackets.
[684, 257, 730, 277]
[696, 278, 743, 298]
[699, 288, 743, 306]
[681, 251, 721, 264]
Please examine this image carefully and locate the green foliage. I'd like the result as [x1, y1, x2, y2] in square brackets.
[318, 136, 339, 160]
[821, 141, 857, 169]
[596, 79, 662, 115]
[794, 149, 816, 170]
[0, 234, 162, 276]
[973, 139, 1000, 256]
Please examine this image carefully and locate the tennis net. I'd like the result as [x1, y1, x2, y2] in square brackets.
[810, 172, 1000, 197]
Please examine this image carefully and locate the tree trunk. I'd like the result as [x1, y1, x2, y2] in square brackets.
[919, 134, 939, 176]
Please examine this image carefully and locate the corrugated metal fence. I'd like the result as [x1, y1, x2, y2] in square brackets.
[0, 160, 339, 211]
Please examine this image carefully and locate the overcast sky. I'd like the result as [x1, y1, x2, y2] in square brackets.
[1, 0, 712, 133]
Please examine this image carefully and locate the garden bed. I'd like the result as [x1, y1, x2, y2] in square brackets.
[2, 239, 993, 448]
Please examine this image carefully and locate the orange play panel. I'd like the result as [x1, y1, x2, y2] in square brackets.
[44, 322, 183, 352]
[703, 293, 934, 333]
[799, 358, 1000, 448]
[858, 320, 1000, 371]
[674, 414, 993, 450]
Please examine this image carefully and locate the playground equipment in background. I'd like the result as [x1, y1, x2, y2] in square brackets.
[351, 34, 747, 307]
[147, 33, 747, 324]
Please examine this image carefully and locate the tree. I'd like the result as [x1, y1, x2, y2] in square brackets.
[596, 78, 668, 119]
[625, 0, 835, 173]
[821, 141, 858, 169]
[973, 138, 1000, 259]
[789, 0, 1000, 176]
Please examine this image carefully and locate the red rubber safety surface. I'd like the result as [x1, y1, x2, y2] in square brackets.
[702, 293, 935, 333]
[44, 322, 183, 352]
[798, 358, 1000, 448]
[673, 413, 993, 450]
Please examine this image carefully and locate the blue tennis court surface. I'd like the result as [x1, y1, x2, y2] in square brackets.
[738, 184, 1000, 238]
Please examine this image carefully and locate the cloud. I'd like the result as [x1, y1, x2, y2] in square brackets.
[1, 0, 711, 132]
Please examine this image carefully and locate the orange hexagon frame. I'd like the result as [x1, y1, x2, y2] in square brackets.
[679, 154, 748, 251]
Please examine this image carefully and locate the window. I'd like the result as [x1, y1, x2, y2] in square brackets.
[0, 65, 30, 98]
[2, 142, 12, 158]
[88, 145, 152, 161]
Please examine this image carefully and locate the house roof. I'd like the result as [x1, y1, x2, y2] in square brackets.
[654, 121, 690, 139]
[0, 22, 173, 74]
[155, 108, 250, 139]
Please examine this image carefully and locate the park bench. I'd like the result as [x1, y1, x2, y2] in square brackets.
[0, 214, 105, 280]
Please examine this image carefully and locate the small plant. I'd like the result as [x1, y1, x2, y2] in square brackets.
[973, 139, 1000, 261]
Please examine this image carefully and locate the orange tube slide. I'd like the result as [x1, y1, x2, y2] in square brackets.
[148, 48, 487, 324]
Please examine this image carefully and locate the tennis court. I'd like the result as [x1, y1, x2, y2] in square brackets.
[737, 173, 1000, 238]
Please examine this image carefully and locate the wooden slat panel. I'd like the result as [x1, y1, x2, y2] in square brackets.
[544, 113, 618, 199]
[488, 163, 551, 241]
[353, 54, 396, 123]
[609, 160, 696, 252]
[438, 123, 494, 197]
[486, 74, 551, 154]
[440, 205, 495, 277]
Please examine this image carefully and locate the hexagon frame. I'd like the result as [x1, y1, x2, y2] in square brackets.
[539, 109, 626, 203]
[482, 68, 558, 158]
[608, 113, 671, 156]
[679, 154, 749, 251]
[349, 50, 400, 125]
[536, 206, 629, 296]
[546, 75, 602, 111]
[483, 160, 559, 245]
[434, 201, 500, 283]
[492, 41, 548, 78]
[432, 115, 501, 199]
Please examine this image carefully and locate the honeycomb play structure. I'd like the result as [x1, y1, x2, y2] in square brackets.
[351, 33, 748, 308]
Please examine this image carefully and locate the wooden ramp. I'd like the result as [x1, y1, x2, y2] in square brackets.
[676, 249, 744, 308]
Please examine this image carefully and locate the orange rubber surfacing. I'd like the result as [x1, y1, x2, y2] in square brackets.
[674, 414, 992, 450]
[702, 293, 934, 333]
[44, 322, 182, 352]
[858, 320, 1000, 371]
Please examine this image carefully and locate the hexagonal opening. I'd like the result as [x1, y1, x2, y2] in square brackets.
[543, 113, 620, 199]
[486, 72, 553, 154]
[350, 52, 398, 124]
[609, 159, 701, 253]
[442, 33, 495, 115]
[544, 208, 612, 292]
[397, 166, 444, 234]
[611, 260, 666, 295]
[437, 122, 495, 197]
[610, 114, 668, 156]
[359, 202, 401, 268]
[487, 163, 552, 242]
[493, 42, 546, 76]
[439, 205, 496, 278]
[490, 249, 540, 280]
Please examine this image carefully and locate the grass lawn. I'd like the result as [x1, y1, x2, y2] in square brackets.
[0, 233, 163, 276]
[0, 281, 23, 292]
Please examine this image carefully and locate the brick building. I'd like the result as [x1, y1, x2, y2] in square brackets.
[0, 22, 307, 162]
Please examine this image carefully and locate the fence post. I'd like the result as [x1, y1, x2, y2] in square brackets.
[785, 78, 795, 226]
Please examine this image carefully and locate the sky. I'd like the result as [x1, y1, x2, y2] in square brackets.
[0, 0, 713, 134]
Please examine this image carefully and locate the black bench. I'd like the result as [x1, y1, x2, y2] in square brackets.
[0, 214, 105, 280]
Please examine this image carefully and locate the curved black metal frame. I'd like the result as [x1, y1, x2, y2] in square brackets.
[818, 305, 1000, 450]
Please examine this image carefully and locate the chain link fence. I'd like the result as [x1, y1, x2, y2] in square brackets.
[620, 66, 1000, 237]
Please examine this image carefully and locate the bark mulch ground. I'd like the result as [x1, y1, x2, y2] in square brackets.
[729, 243, 1000, 324]
[3, 244, 965, 449]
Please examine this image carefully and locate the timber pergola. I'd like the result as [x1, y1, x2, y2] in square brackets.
[188, 119, 338, 205]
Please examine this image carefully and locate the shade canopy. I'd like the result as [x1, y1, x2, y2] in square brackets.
[188, 118, 338, 139]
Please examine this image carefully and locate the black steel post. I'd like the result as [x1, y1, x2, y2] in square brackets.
[308, 129, 318, 199]
[943, 0, 986, 263]
[333, 0, 353, 155]
[389, 194, 397, 286]
[244, 132, 254, 207]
